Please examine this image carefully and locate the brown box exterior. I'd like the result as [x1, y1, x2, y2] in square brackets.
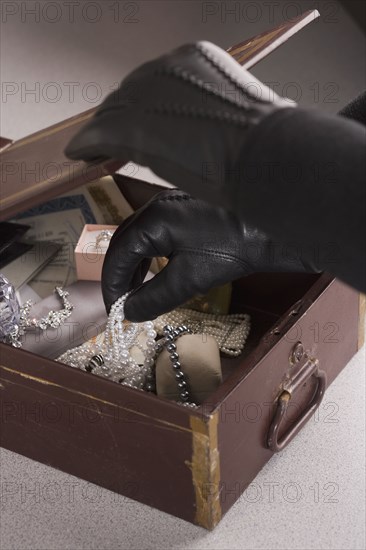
[215, 277, 361, 523]
[0, 233, 362, 529]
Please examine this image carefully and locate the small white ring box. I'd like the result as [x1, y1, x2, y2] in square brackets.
[75, 224, 118, 281]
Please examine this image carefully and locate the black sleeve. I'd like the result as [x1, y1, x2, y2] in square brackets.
[227, 107, 366, 292]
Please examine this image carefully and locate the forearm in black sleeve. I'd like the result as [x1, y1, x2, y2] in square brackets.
[226, 107, 366, 292]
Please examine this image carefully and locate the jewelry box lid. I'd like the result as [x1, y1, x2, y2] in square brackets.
[0, 9, 319, 221]
[0, 108, 122, 221]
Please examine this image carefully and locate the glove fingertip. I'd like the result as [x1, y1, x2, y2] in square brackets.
[124, 284, 161, 322]
[103, 297, 113, 315]
[124, 294, 145, 322]
[65, 122, 107, 161]
[102, 285, 119, 316]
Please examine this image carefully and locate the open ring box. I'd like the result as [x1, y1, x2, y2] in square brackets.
[0, 11, 364, 529]
[75, 225, 118, 281]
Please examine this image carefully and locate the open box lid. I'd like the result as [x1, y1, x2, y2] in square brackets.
[0, 10, 319, 221]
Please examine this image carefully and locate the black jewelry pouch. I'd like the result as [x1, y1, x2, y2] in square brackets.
[0, 221, 31, 268]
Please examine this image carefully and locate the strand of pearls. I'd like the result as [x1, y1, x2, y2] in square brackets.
[57, 293, 157, 389]
[154, 308, 250, 357]
[154, 324, 194, 402]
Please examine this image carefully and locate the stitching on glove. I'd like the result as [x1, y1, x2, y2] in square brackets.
[178, 246, 251, 271]
[195, 43, 269, 105]
[153, 194, 192, 203]
[145, 103, 249, 126]
[156, 64, 247, 111]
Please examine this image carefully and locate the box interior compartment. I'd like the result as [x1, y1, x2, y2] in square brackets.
[0, 172, 326, 411]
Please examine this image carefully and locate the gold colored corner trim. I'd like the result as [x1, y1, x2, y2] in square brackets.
[358, 293, 366, 350]
[188, 412, 221, 530]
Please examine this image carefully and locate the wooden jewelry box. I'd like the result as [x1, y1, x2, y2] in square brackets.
[1, 11, 363, 530]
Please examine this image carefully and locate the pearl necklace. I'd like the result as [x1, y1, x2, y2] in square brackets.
[154, 308, 250, 357]
[57, 293, 157, 389]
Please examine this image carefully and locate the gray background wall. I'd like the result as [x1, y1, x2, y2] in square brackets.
[1, 0, 365, 141]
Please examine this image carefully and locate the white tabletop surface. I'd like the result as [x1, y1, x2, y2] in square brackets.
[1, 1, 365, 549]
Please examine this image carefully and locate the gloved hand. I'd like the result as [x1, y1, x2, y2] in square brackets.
[65, 41, 293, 210]
[103, 189, 315, 321]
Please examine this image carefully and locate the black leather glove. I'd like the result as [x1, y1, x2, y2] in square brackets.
[65, 41, 293, 210]
[103, 189, 314, 321]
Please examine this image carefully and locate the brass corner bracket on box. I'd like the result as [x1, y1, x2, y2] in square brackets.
[188, 412, 221, 530]
[359, 293, 366, 349]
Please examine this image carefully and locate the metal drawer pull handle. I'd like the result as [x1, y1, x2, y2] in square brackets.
[267, 358, 327, 452]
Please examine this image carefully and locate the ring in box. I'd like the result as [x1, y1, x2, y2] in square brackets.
[75, 224, 117, 281]
[1, 11, 364, 530]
